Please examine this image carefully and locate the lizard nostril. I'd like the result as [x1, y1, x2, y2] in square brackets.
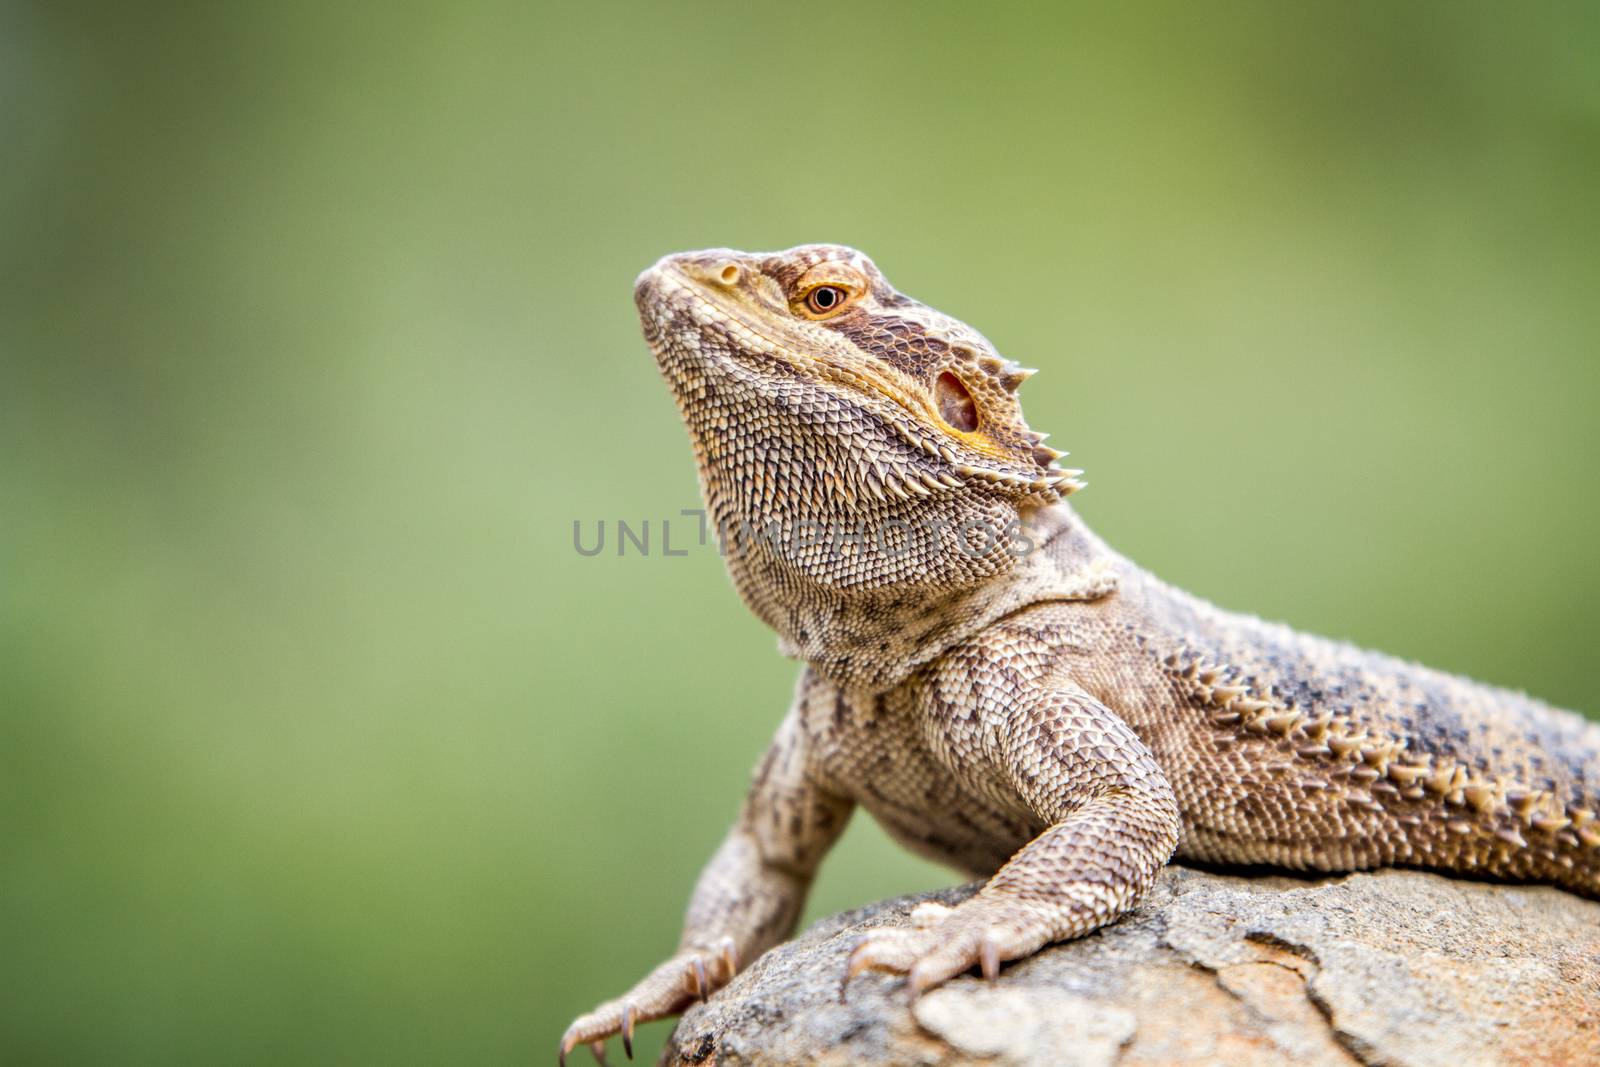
[718, 263, 741, 285]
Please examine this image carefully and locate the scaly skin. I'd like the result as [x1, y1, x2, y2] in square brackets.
[559, 245, 1600, 1063]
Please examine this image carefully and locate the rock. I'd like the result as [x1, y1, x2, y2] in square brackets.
[662, 866, 1600, 1067]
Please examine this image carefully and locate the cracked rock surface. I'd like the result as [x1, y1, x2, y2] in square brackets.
[662, 866, 1600, 1067]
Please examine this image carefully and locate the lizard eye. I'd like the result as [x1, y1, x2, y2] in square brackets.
[936, 372, 979, 432]
[802, 285, 851, 318]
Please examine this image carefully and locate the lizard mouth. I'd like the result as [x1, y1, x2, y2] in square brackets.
[638, 261, 837, 375]
[640, 262, 940, 421]
[639, 263, 964, 435]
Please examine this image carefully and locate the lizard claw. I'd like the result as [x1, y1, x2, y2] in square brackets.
[716, 935, 738, 981]
[560, 1028, 613, 1067]
[846, 941, 873, 982]
[840, 937, 882, 1001]
[688, 957, 710, 1002]
[842, 897, 1050, 996]
[562, 942, 740, 1061]
[979, 932, 1001, 980]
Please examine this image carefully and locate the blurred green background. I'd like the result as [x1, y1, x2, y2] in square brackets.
[3, 2, 1598, 1063]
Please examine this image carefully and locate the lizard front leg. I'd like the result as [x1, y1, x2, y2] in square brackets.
[560, 709, 851, 1063]
[848, 682, 1179, 993]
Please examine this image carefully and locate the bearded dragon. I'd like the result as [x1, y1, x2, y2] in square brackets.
[559, 245, 1600, 1063]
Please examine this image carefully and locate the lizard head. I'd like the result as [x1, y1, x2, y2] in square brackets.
[634, 244, 1081, 647]
[635, 244, 1078, 510]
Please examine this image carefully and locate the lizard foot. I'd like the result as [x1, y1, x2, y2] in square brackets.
[845, 895, 1050, 996]
[559, 937, 737, 1064]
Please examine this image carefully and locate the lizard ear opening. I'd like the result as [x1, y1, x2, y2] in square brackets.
[936, 372, 979, 432]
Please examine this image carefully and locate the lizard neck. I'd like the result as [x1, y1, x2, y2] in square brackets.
[674, 368, 1109, 691]
[720, 501, 1119, 693]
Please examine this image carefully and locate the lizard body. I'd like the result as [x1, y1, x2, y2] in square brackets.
[560, 245, 1600, 1063]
